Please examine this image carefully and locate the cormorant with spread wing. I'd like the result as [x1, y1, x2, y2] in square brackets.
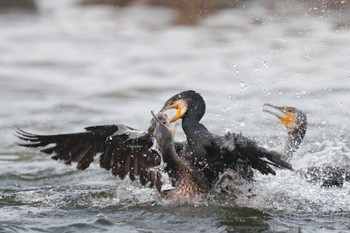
[263, 103, 350, 187]
[158, 90, 292, 187]
[16, 90, 292, 197]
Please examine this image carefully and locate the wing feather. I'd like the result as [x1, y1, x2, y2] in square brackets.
[207, 132, 293, 176]
[15, 124, 163, 191]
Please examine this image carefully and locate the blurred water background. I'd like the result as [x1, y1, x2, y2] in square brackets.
[0, 0, 350, 232]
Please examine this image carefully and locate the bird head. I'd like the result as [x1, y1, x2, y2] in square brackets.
[263, 103, 307, 157]
[151, 111, 177, 141]
[263, 104, 307, 135]
[159, 90, 205, 123]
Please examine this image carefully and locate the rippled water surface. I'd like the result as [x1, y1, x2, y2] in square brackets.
[1, 0, 350, 232]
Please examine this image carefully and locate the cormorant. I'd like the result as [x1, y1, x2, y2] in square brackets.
[159, 90, 292, 188]
[152, 111, 210, 197]
[15, 90, 292, 198]
[262, 103, 307, 161]
[263, 103, 350, 187]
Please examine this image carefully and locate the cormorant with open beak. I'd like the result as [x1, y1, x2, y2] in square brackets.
[263, 103, 350, 187]
[262, 104, 307, 161]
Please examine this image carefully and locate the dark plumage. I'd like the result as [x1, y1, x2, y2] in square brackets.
[153, 112, 209, 198]
[16, 124, 163, 191]
[160, 90, 292, 188]
[16, 90, 292, 198]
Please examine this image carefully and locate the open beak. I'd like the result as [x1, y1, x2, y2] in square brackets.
[160, 100, 187, 123]
[263, 104, 295, 128]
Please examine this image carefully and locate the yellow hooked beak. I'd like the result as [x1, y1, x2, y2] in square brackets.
[263, 104, 295, 128]
[170, 102, 183, 123]
[160, 99, 188, 123]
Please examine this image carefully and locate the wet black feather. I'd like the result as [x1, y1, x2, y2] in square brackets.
[15, 125, 162, 190]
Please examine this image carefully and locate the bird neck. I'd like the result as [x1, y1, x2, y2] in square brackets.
[283, 127, 306, 161]
[182, 115, 211, 152]
[181, 99, 207, 135]
[156, 126, 188, 172]
[162, 140, 187, 172]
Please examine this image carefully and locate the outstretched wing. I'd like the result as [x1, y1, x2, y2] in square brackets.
[207, 133, 293, 176]
[15, 124, 162, 191]
[16, 125, 119, 169]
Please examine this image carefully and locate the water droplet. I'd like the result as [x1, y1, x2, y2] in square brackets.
[222, 107, 230, 113]
[240, 81, 247, 89]
[263, 61, 269, 68]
